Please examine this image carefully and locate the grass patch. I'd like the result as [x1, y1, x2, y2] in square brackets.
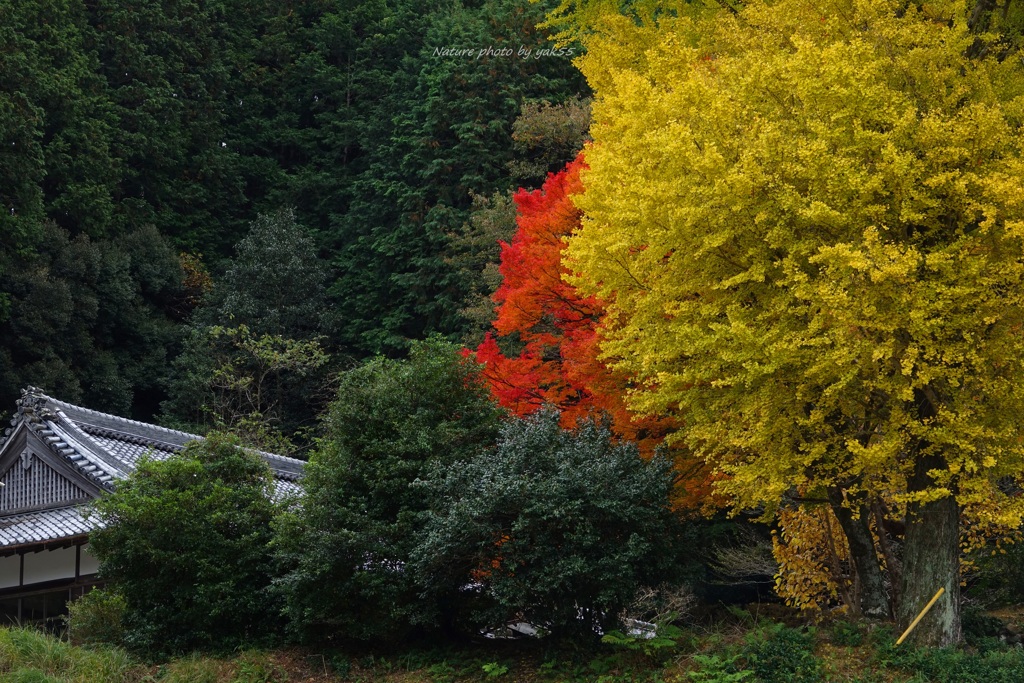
[0, 627, 137, 683]
[1, 610, 1024, 682]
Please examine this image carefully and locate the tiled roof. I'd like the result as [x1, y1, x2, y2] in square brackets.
[72, 430, 302, 499]
[85, 433, 171, 470]
[0, 505, 93, 548]
[274, 478, 303, 499]
[0, 387, 306, 548]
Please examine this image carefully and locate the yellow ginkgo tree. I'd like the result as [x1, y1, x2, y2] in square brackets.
[567, 0, 1024, 645]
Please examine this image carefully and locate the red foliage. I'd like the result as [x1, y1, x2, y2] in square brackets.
[469, 155, 670, 451]
[468, 154, 715, 507]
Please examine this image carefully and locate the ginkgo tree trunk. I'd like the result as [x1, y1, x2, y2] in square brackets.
[567, 0, 1024, 645]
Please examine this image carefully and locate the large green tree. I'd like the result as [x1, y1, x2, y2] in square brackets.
[88, 433, 285, 654]
[195, 208, 332, 339]
[276, 338, 504, 642]
[568, 0, 1024, 644]
[162, 210, 334, 447]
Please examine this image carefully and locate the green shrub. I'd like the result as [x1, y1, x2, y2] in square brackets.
[966, 538, 1024, 607]
[410, 407, 684, 640]
[878, 613, 1024, 682]
[482, 661, 509, 678]
[741, 623, 821, 683]
[66, 589, 126, 647]
[829, 620, 864, 647]
[87, 433, 285, 654]
[687, 654, 752, 682]
[961, 606, 1005, 647]
[886, 644, 1024, 683]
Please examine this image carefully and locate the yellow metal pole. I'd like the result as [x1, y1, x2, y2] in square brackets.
[895, 586, 946, 646]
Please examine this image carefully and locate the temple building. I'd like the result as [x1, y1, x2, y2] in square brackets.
[0, 387, 304, 626]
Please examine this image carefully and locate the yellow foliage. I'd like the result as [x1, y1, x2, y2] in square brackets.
[567, 0, 1024, 536]
[773, 506, 852, 611]
[536, 0, 697, 46]
[960, 482, 1024, 575]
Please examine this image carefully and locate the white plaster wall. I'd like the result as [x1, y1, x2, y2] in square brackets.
[23, 546, 76, 584]
[79, 544, 100, 576]
[0, 554, 19, 589]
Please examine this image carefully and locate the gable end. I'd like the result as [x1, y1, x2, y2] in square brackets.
[0, 427, 98, 515]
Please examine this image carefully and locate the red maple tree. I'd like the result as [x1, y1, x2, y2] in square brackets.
[470, 155, 697, 475]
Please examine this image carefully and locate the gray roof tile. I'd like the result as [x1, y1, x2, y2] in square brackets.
[0, 506, 94, 547]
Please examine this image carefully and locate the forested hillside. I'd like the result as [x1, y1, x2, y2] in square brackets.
[0, 0, 588, 419]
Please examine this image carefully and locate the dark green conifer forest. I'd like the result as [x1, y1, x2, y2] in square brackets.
[0, 0, 588, 422]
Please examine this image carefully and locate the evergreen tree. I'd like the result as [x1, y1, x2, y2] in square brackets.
[88, 433, 285, 654]
[1, 0, 120, 239]
[412, 407, 681, 639]
[90, 0, 244, 251]
[326, 0, 588, 354]
[162, 209, 334, 446]
[0, 223, 183, 417]
[201, 208, 332, 339]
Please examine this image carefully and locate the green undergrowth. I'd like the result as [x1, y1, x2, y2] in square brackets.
[0, 627, 135, 683]
[0, 628, 284, 683]
[1, 611, 1024, 683]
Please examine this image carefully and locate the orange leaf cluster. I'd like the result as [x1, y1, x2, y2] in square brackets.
[470, 154, 687, 470]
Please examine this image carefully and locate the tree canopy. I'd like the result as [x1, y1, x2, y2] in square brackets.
[275, 337, 504, 641]
[0, 0, 588, 415]
[161, 210, 334, 449]
[0, 223, 182, 418]
[87, 433, 284, 654]
[412, 407, 682, 639]
[469, 155, 686, 483]
[568, 0, 1024, 644]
